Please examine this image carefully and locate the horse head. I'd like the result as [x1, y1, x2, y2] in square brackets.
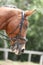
[5, 7, 36, 55]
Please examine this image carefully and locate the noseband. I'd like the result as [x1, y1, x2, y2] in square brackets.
[9, 11, 28, 42]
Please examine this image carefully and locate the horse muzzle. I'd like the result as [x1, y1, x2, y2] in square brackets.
[10, 41, 26, 55]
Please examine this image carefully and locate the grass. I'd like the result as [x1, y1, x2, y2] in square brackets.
[0, 60, 39, 65]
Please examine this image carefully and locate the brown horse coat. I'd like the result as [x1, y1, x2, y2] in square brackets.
[0, 7, 36, 54]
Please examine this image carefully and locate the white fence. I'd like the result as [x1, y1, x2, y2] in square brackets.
[0, 31, 43, 65]
[0, 48, 43, 65]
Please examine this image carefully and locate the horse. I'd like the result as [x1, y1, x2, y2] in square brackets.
[0, 6, 36, 55]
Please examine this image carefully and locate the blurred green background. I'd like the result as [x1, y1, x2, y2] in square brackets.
[0, 0, 43, 63]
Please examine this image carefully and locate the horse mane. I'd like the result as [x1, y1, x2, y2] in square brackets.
[2, 5, 17, 8]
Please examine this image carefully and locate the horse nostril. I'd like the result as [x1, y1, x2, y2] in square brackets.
[21, 49, 24, 53]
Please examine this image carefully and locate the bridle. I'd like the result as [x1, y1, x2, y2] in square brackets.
[9, 11, 28, 52]
[9, 11, 28, 43]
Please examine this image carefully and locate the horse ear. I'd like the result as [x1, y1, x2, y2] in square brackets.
[24, 9, 36, 17]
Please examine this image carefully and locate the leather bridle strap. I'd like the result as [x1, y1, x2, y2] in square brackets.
[19, 11, 25, 34]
